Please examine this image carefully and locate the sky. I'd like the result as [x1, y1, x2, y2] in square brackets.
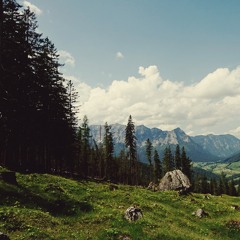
[20, 0, 240, 137]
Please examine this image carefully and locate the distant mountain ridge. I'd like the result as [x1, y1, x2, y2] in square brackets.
[192, 134, 240, 159]
[89, 124, 240, 163]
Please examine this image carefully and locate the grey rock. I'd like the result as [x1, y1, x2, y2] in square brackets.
[231, 205, 240, 211]
[192, 208, 208, 218]
[158, 170, 191, 191]
[125, 206, 143, 221]
[147, 182, 158, 191]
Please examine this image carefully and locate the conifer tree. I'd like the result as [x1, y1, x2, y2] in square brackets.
[1, 0, 77, 173]
[162, 146, 174, 174]
[174, 144, 181, 170]
[103, 122, 114, 180]
[153, 149, 162, 183]
[145, 138, 153, 181]
[125, 115, 137, 184]
[210, 178, 218, 195]
[201, 175, 209, 194]
[78, 116, 91, 178]
[181, 147, 192, 180]
[237, 179, 240, 196]
[228, 178, 237, 196]
[219, 172, 229, 195]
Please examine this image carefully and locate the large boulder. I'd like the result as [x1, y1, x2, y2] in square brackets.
[158, 169, 191, 191]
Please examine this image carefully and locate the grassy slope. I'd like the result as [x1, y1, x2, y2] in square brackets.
[0, 172, 240, 240]
[193, 162, 240, 180]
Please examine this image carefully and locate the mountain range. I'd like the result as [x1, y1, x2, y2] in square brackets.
[89, 124, 240, 163]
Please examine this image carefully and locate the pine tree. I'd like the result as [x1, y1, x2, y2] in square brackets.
[153, 149, 162, 184]
[78, 116, 91, 178]
[219, 172, 229, 195]
[117, 149, 128, 184]
[228, 178, 237, 196]
[201, 175, 210, 194]
[125, 115, 137, 185]
[103, 122, 114, 180]
[210, 178, 218, 195]
[174, 144, 181, 170]
[162, 146, 174, 174]
[237, 179, 240, 196]
[181, 147, 192, 180]
[145, 138, 153, 181]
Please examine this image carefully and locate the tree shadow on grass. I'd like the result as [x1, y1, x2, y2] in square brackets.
[0, 180, 92, 216]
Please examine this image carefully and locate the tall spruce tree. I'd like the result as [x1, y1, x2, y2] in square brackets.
[125, 115, 137, 184]
[181, 146, 192, 180]
[145, 138, 153, 181]
[153, 149, 162, 183]
[228, 178, 237, 196]
[219, 172, 229, 195]
[210, 178, 218, 195]
[103, 122, 114, 180]
[77, 115, 91, 178]
[174, 144, 181, 170]
[237, 179, 240, 196]
[162, 146, 174, 174]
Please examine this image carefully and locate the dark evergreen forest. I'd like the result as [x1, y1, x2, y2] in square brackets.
[0, 0, 238, 197]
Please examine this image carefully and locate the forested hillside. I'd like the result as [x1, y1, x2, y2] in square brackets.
[1, 0, 240, 197]
[0, 4, 192, 190]
[0, 0, 77, 173]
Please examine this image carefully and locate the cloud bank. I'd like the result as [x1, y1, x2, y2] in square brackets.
[76, 65, 240, 137]
[23, 1, 42, 16]
[58, 50, 75, 67]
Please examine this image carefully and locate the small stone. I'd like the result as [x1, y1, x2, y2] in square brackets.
[125, 206, 143, 221]
[109, 184, 118, 191]
[192, 208, 208, 218]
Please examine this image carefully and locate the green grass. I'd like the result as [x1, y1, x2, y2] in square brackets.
[1, 172, 240, 239]
[194, 162, 240, 180]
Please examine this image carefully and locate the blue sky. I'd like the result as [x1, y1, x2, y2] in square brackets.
[21, 0, 240, 137]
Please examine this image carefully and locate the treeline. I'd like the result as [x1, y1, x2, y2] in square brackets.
[1, 1, 239, 196]
[0, 0, 77, 173]
[76, 115, 192, 186]
[192, 173, 240, 197]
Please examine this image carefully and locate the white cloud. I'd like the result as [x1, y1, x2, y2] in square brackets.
[23, 1, 42, 16]
[78, 65, 240, 138]
[58, 50, 75, 67]
[116, 51, 124, 60]
[62, 74, 91, 103]
[228, 127, 240, 138]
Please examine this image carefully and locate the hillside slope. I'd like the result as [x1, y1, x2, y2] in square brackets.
[1, 172, 240, 239]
